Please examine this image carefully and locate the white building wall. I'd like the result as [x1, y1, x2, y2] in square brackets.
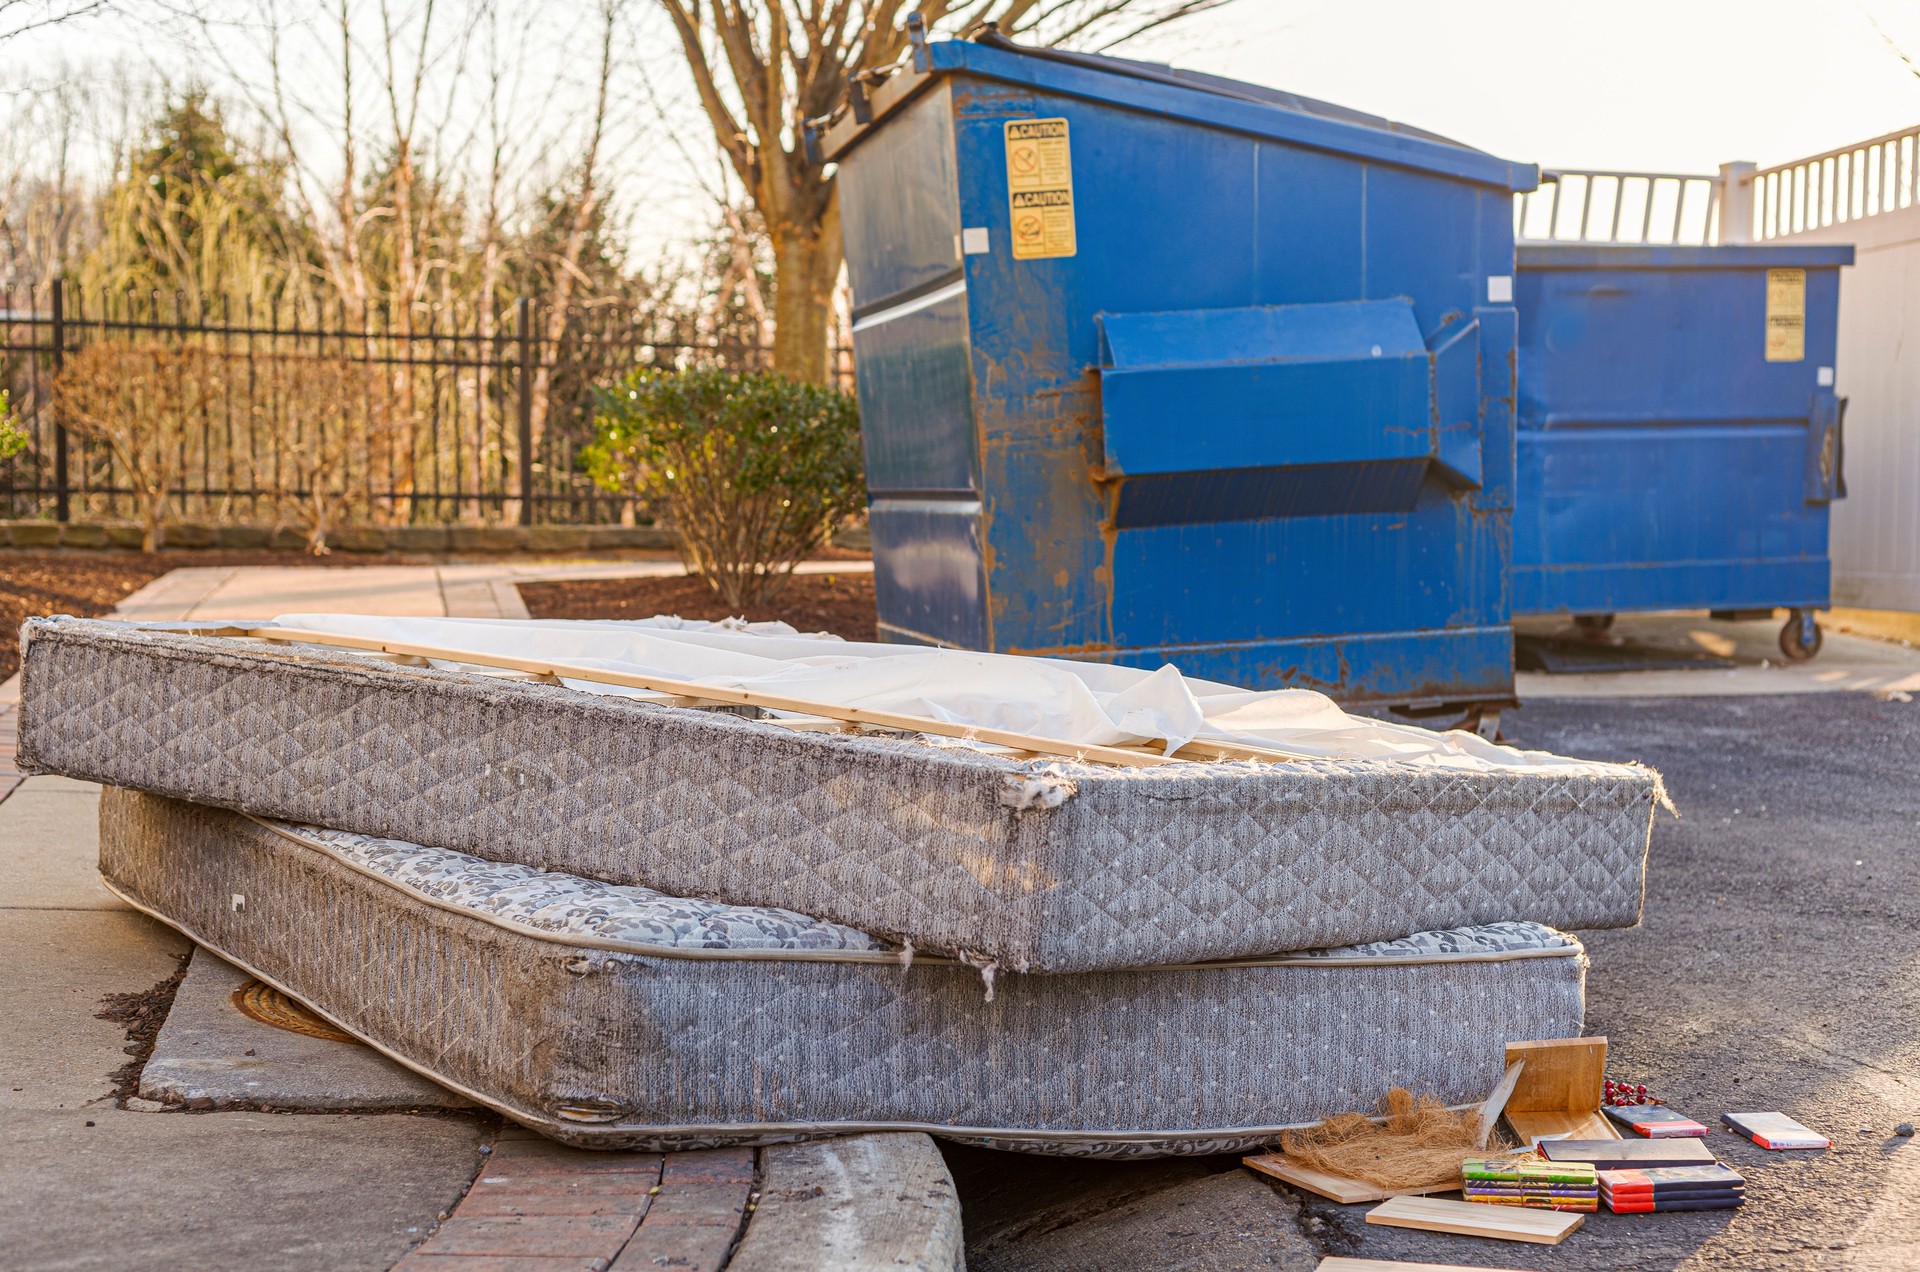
[1779, 205, 1920, 610]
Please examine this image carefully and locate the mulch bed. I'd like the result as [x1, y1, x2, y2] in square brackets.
[520, 570, 880, 643]
[0, 549, 423, 682]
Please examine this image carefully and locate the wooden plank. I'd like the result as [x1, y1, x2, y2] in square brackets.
[1365, 1196, 1583, 1245]
[1506, 1109, 1620, 1145]
[1240, 1155, 1457, 1205]
[1475, 1060, 1526, 1150]
[238, 626, 1181, 769]
[1504, 1037, 1606, 1116]
[1318, 1259, 1545, 1272]
[1501, 1036, 1618, 1144]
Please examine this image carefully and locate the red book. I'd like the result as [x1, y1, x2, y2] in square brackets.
[1599, 1165, 1745, 1197]
[1603, 1103, 1710, 1138]
[1721, 1112, 1829, 1151]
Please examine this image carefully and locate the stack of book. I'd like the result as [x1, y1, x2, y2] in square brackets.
[1599, 1164, 1746, 1213]
[1460, 1158, 1599, 1212]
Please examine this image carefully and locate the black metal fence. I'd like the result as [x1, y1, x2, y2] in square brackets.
[0, 280, 838, 527]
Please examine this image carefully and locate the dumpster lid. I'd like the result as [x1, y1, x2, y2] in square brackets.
[817, 32, 1537, 193]
[970, 30, 1469, 150]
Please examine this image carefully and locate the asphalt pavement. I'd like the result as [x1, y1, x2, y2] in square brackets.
[946, 689, 1920, 1272]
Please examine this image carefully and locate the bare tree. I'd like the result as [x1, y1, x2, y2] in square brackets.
[656, 0, 1229, 383]
[506, 0, 623, 523]
[0, 0, 108, 42]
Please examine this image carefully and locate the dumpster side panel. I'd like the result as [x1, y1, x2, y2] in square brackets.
[840, 87, 966, 304]
[1514, 251, 1843, 616]
[840, 85, 989, 648]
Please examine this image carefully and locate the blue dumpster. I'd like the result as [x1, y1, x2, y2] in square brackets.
[816, 32, 1537, 711]
[1513, 243, 1853, 658]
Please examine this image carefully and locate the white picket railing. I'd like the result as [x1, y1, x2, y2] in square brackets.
[1514, 169, 1722, 245]
[1750, 125, 1920, 240]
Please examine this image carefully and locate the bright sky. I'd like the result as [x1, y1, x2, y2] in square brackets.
[11, 0, 1920, 263]
[1129, 0, 1920, 174]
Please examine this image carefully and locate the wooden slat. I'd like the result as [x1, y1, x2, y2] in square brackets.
[1476, 1060, 1526, 1150]
[1506, 1109, 1620, 1145]
[1365, 1196, 1583, 1245]
[238, 626, 1181, 769]
[1241, 1155, 1456, 1205]
[1158, 737, 1317, 763]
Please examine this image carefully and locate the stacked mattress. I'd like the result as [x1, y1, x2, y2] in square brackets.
[19, 616, 1662, 1154]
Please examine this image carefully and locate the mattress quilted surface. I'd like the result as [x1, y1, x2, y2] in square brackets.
[24, 617, 1660, 971]
[101, 788, 1590, 1155]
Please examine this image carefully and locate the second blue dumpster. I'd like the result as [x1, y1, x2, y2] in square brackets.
[818, 31, 1537, 713]
[1513, 243, 1853, 659]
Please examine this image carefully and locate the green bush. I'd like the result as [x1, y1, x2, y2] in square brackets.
[0, 391, 25, 462]
[584, 369, 865, 608]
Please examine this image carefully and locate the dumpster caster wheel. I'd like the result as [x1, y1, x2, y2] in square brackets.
[1779, 610, 1823, 661]
[1573, 613, 1614, 634]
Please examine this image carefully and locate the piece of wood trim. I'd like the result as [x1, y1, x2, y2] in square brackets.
[236, 626, 1183, 769]
[1476, 1059, 1527, 1150]
[1152, 737, 1318, 763]
[1365, 1195, 1583, 1245]
[1241, 1155, 1456, 1205]
[1318, 1259, 1545, 1272]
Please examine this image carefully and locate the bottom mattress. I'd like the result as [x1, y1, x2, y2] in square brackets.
[99, 787, 1588, 1157]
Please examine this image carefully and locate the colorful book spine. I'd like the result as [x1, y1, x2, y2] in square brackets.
[1460, 1158, 1597, 1186]
[1463, 1191, 1598, 1213]
[1606, 1195, 1744, 1214]
[1462, 1184, 1598, 1198]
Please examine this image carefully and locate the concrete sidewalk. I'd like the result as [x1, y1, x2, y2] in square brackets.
[107, 557, 870, 624]
[1516, 611, 1920, 700]
[0, 771, 487, 1271]
[0, 561, 629, 1269]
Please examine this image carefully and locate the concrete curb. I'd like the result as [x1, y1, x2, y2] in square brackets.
[729, 1134, 965, 1272]
[138, 948, 469, 1111]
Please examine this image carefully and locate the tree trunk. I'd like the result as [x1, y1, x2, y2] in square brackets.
[770, 220, 840, 384]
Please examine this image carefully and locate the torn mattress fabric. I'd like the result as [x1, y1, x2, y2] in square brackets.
[19, 616, 1660, 972]
[100, 787, 1588, 1156]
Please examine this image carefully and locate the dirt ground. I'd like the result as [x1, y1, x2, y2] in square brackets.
[0, 550, 426, 681]
[520, 571, 880, 642]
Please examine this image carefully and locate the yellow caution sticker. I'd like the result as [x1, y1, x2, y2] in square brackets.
[1005, 118, 1075, 260]
[1766, 267, 1806, 362]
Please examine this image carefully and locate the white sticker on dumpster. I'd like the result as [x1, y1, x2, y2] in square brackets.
[1766, 267, 1806, 362]
[1005, 118, 1076, 260]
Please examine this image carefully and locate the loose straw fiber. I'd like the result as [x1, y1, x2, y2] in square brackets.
[1279, 1088, 1510, 1189]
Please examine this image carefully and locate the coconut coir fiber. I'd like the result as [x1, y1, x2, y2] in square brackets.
[1279, 1087, 1512, 1189]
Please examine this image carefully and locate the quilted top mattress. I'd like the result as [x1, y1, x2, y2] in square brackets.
[20, 617, 1660, 972]
[103, 787, 1590, 1155]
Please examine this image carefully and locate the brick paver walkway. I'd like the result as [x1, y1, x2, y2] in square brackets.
[394, 1135, 754, 1272]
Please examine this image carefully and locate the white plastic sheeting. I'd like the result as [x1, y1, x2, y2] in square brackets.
[271, 613, 1601, 772]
